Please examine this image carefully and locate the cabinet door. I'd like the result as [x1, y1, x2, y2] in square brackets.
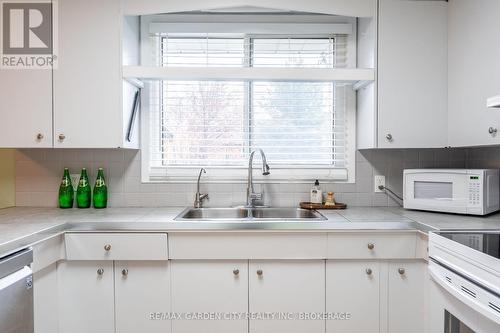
[57, 261, 114, 333]
[53, 0, 122, 148]
[34, 263, 58, 333]
[448, 0, 500, 147]
[326, 261, 380, 333]
[171, 260, 248, 333]
[378, 0, 447, 148]
[387, 261, 426, 333]
[249, 260, 325, 333]
[0, 70, 52, 147]
[114, 261, 171, 333]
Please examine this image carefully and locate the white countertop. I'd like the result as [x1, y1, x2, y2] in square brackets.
[1, 206, 500, 257]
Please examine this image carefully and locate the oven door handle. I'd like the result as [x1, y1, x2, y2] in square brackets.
[429, 264, 500, 325]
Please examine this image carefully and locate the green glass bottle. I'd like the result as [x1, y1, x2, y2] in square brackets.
[93, 168, 107, 209]
[76, 168, 91, 208]
[58, 168, 74, 209]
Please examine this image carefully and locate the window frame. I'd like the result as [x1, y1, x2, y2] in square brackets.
[140, 14, 357, 184]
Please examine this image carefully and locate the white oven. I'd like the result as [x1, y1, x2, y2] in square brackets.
[403, 169, 500, 215]
[429, 232, 500, 333]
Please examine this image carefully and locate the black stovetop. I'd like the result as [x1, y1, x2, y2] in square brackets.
[438, 232, 500, 260]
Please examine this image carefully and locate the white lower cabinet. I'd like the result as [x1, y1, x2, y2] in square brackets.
[34, 263, 59, 333]
[387, 261, 426, 333]
[326, 261, 380, 333]
[170, 260, 248, 333]
[115, 261, 171, 333]
[58, 261, 115, 333]
[248, 260, 325, 333]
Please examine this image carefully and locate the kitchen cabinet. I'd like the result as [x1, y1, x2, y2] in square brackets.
[54, 0, 138, 148]
[58, 261, 115, 333]
[171, 260, 248, 333]
[115, 261, 171, 333]
[448, 0, 500, 147]
[0, 69, 53, 148]
[0, 0, 140, 148]
[326, 261, 380, 333]
[34, 264, 58, 333]
[358, 0, 448, 149]
[387, 261, 426, 333]
[248, 260, 325, 333]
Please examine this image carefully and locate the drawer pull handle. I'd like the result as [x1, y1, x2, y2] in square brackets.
[97, 268, 104, 276]
[104, 244, 111, 251]
[367, 243, 375, 250]
[257, 269, 263, 277]
[398, 268, 406, 275]
[366, 268, 373, 275]
[122, 269, 129, 277]
[233, 269, 239, 276]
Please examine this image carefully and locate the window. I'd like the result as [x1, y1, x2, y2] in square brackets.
[141, 15, 358, 183]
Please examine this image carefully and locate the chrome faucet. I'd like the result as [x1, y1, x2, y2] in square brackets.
[246, 149, 270, 207]
[194, 168, 209, 208]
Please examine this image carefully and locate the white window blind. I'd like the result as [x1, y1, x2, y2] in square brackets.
[146, 29, 355, 181]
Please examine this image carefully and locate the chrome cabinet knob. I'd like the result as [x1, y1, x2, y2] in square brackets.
[97, 268, 104, 276]
[36, 133, 44, 140]
[398, 268, 406, 275]
[233, 269, 240, 276]
[385, 133, 393, 141]
[366, 268, 373, 275]
[256, 269, 263, 277]
[58, 134, 66, 141]
[489, 127, 498, 135]
[367, 243, 375, 250]
[122, 269, 128, 277]
[104, 244, 111, 251]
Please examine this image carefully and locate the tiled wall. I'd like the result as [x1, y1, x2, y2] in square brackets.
[14, 147, 469, 208]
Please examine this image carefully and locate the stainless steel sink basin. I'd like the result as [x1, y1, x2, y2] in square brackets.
[175, 207, 326, 221]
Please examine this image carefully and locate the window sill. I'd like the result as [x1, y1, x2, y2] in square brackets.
[145, 166, 352, 184]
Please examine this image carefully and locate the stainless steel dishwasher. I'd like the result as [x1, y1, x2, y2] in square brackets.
[0, 249, 34, 333]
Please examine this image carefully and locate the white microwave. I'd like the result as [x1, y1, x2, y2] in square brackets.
[403, 169, 500, 215]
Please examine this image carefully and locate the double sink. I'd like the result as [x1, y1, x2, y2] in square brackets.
[175, 207, 326, 222]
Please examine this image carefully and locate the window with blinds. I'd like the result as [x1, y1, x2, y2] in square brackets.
[145, 25, 355, 181]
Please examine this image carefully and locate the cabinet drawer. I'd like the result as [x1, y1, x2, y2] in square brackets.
[65, 233, 168, 260]
[327, 232, 416, 259]
[169, 233, 327, 259]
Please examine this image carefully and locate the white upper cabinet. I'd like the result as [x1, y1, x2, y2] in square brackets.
[0, 0, 140, 148]
[54, 0, 139, 148]
[376, 0, 448, 148]
[448, 0, 500, 147]
[0, 69, 53, 148]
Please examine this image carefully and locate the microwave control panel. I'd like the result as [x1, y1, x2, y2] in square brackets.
[468, 175, 482, 206]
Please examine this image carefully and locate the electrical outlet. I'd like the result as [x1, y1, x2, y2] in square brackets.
[374, 175, 386, 193]
[70, 174, 80, 190]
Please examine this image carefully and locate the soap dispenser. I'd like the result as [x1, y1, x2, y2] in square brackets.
[310, 180, 323, 204]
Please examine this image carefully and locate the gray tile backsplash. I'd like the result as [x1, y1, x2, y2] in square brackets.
[14, 147, 469, 208]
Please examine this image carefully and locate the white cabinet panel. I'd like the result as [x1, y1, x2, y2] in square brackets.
[34, 263, 58, 333]
[171, 260, 248, 333]
[65, 233, 168, 261]
[168, 232, 327, 259]
[448, 0, 500, 147]
[387, 261, 426, 333]
[115, 261, 171, 333]
[57, 261, 114, 333]
[249, 260, 325, 333]
[326, 261, 380, 333]
[53, 0, 122, 148]
[327, 232, 417, 259]
[0, 70, 52, 147]
[377, 0, 447, 148]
